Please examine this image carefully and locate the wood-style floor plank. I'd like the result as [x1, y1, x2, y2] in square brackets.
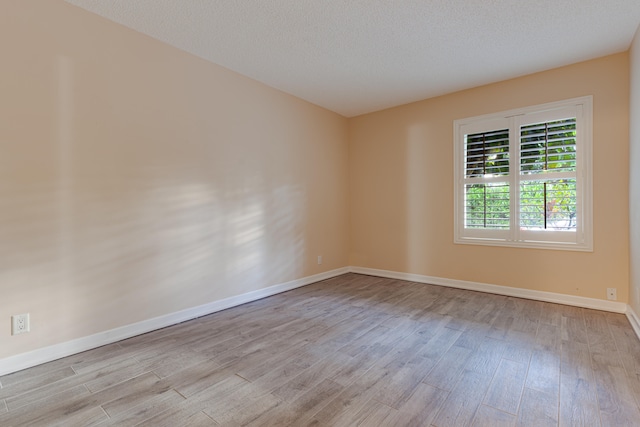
[0, 384, 92, 427]
[203, 382, 283, 425]
[463, 336, 506, 377]
[535, 323, 561, 354]
[182, 411, 218, 426]
[0, 366, 76, 400]
[559, 339, 600, 427]
[0, 345, 126, 388]
[609, 324, 640, 376]
[432, 368, 493, 426]
[471, 404, 516, 427]
[97, 389, 185, 426]
[526, 350, 560, 398]
[306, 365, 394, 426]
[423, 344, 473, 391]
[559, 374, 601, 427]
[5, 357, 148, 411]
[134, 395, 214, 427]
[483, 358, 527, 415]
[539, 303, 563, 327]
[51, 406, 108, 427]
[346, 398, 397, 426]
[517, 387, 559, 427]
[381, 382, 448, 426]
[271, 351, 354, 402]
[249, 378, 344, 427]
[0, 273, 639, 426]
[561, 316, 588, 344]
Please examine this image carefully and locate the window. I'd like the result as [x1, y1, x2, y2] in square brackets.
[454, 96, 592, 251]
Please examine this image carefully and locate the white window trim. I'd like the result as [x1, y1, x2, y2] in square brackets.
[453, 96, 593, 252]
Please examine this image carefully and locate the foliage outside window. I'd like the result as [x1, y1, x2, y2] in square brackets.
[454, 97, 593, 251]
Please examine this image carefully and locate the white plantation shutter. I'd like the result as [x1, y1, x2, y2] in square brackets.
[520, 118, 577, 174]
[454, 97, 592, 251]
[463, 129, 510, 230]
[465, 129, 510, 178]
[519, 179, 577, 230]
[519, 116, 577, 232]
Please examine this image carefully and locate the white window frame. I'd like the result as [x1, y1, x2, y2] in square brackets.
[453, 96, 593, 251]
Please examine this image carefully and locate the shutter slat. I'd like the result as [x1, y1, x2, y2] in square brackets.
[465, 129, 510, 178]
[519, 179, 577, 231]
[464, 183, 510, 229]
[520, 117, 576, 174]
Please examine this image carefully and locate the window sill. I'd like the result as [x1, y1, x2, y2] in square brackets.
[454, 237, 593, 252]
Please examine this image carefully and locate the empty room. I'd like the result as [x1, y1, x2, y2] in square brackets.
[2, 0, 640, 425]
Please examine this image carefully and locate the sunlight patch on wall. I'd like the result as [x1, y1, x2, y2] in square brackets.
[406, 124, 430, 273]
[55, 55, 77, 330]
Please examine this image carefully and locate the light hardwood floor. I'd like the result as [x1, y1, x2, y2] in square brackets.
[1, 273, 640, 426]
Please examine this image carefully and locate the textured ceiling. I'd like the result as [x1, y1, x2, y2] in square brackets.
[65, 0, 640, 117]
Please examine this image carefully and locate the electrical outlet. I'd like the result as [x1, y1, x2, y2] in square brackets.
[317, 255, 322, 265]
[607, 288, 617, 301]
[12, 313, 30, 335]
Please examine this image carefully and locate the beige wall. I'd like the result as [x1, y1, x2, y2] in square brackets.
[630, 25, 640, 315]
[349, 53, 630, 302]
[0, 1, 349, 359]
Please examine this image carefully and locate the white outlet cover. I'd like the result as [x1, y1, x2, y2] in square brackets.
[12, 313, 30, 335]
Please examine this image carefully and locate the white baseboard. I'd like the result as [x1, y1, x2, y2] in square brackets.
[2, 265, 635, 377]
[349, 266, 628, 313]
[0, 267, 350, 377]
[627, 305, 640, 341]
